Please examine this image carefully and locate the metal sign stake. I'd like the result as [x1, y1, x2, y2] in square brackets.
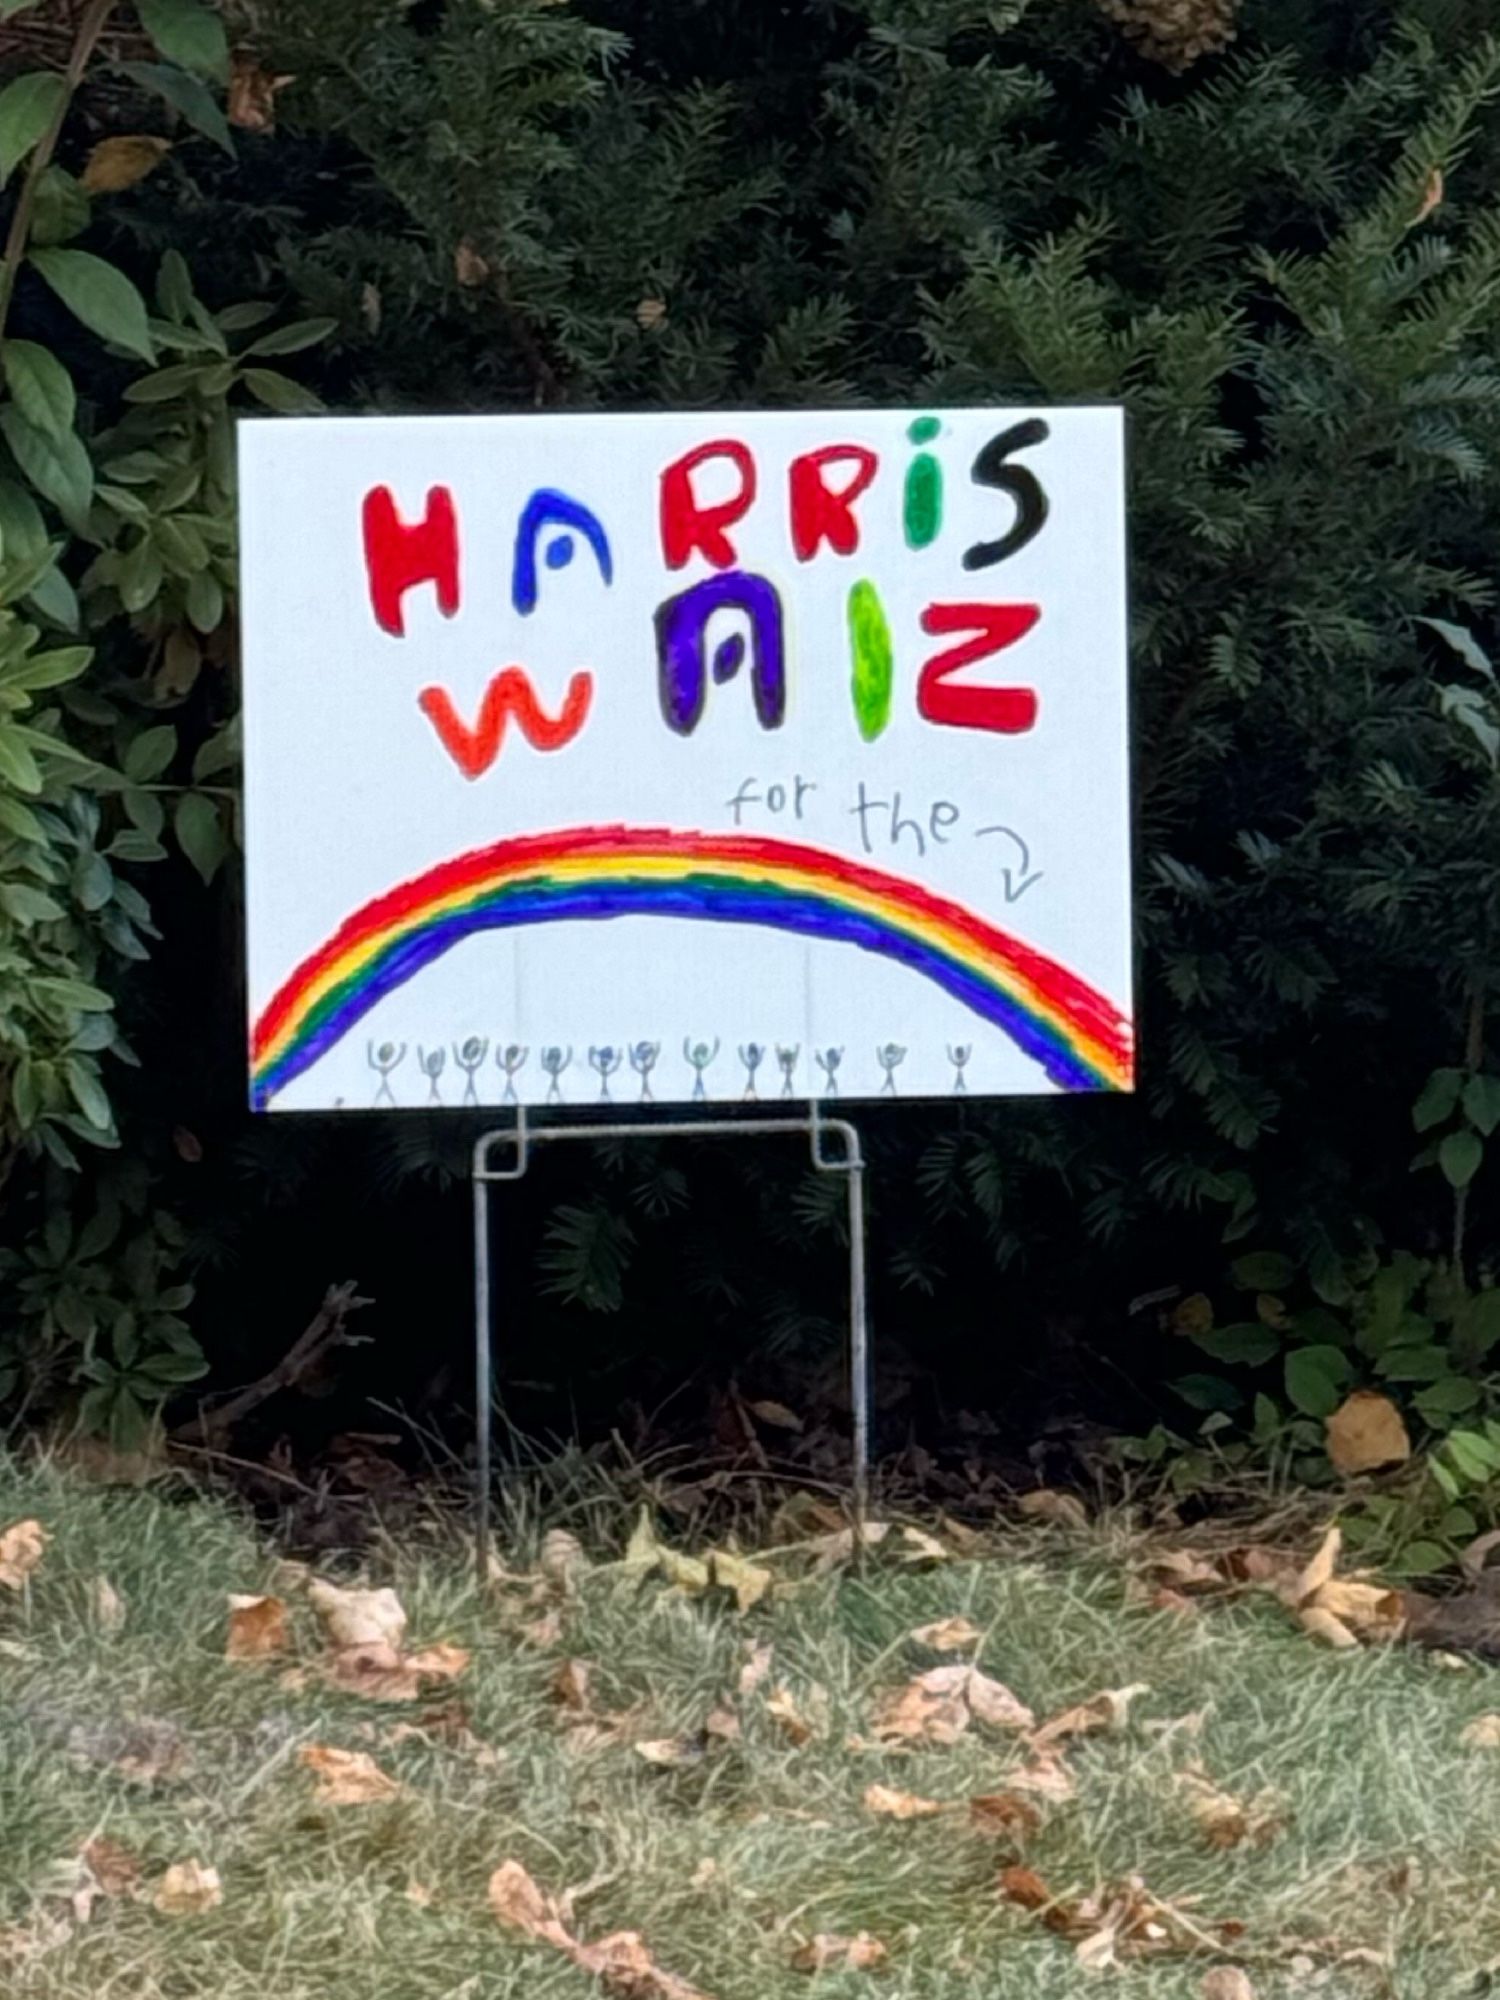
[471, 1103, 869, 1580]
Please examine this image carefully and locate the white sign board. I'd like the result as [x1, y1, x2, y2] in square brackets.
[240, 409, 1133, 1111]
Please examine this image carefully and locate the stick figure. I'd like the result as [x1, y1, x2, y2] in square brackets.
[629, 1041, 660, 1103]
[684, 1037, 720, 1103]
[540, 1046, 572, 1104]
[948, 1044, 972, 1095]
[589, 1045, 623, 1102]
[815, 1047, 843, 1099]
[497, 1044, 529, 1104]
[454, 1035, 488, 1106]
[876, 1043, 906, 1097]
[739, 1043, 765, 1102]
[367, 1039, 406, 1107]
[417, 1045, 446, 1104]
[776, 1045, 800, 1100]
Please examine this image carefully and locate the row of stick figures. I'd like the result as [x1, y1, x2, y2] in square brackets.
[365, 1038, 977, 1105]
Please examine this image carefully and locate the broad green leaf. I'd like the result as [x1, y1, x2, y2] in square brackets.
[0, 72, 66, 186]
[1464, 1073, 1500, 1137]
[1440, 1128, 1483, 1189]
[1191, 1322, 1279, 1367]
[216, 301, 276, 333]
[26, 561, 79, 631]
[31, 166, 89, 246]
[1460, 1289, 1500, 1357]
[0, 406, 92, 531]
[133, 1348, 209, 1385]
[1414, 1066, 1464, 1132]
[1415, 1377, 1482, 1422]
[0, 472, 47, 560]
[192, 718, 238, 780]
[1419, 615, 1497, 683]
[241, 367, 322, 413]
[123, 362, 211, 404]
[246, 317, 337, 357]
[1448, 1430, 1500, 1484]
[2, 644, 89, 692]
[185, 568, 223, 632]
[0, 721, 40, 791]
[28, 248, 154, 363]
[1430, 1455, 1461, 1501]
[173, 791, 225, 883]
[1283, 1343, 1350, 1418]
[2, 340, 74, 439]
[1169, 1372, 1244, 1413]
[30, 975, 111, 1012]
[0, 878, 62, 921]
[0, 790, 42, 839]
[65, 1057, 112, 1130]
[123, 722, 177, 782]
[1230, 1250, 1295, 1292]
[137, 0, 230, 82]
[1376, 1343, 1455, 1383]
[118, 59, 234, 155]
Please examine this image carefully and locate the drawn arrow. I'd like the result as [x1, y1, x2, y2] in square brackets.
[976, 824, 1044, 903]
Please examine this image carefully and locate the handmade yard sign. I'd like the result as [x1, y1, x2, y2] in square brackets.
[239, 409, 1132, 1111]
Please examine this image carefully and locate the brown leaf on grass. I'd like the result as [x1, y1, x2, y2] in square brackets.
[405, 1880, 435, 1908]
[385, 1699, 503, 1769]
[634, 1736, 706, 1768]
[1176, 1769, 1286, 1850]
[999, 1865, 1052, 1911]
[1006, 1751, 1078, 1802]
[81, 1837, 140, 1899]
[790, 1933, 887, 1972]
[90, 1577, 126, 1635]
[1461, 1713, 1500, 1748]
[908, 1616, 981, 1653]
[520, 1609, 565, 1648]
[1016, 1489, 1089, 1530]
[1200, 1970, 1258, 2000]
[766, 1684, 819, 1746]
[864, 1783, 944, 1820]
[710, 1551, 773, 1613]
[873, 1665, 1033, 1744]
[540, 1528, 589, 1591]
[748, 1397, 801, 1430]
[228, 51, 295, 131]
[152, 1860, 222, 1916]
[1031, 1683, 1149, 1747]
[705, 1705, 740, 1742]
[80, 135, 171, 194]
[1414, 165, 1445, 225]
[0, 1520, 47, 1590]
[299, 1744, 402, 1805]
[739, 1641, 774, 1698]
[405, 1642, 470, 1682]
[1298, 1605, 1362, 1650]
[489, 1860, 712, 1998]
[553, 1659, 594, 1712]
[307, 1580, 406, 1651]
[226, 1594, 287, 1661]
[1325, 1392, 1411, 1476]
[898, 1524, 949, 1565]
[1146, 1550, 1224, 1591]
[969, 1791, 1042, 1839]
[454, 240, 491, 286]
[1286, 1531, 1406, 1647]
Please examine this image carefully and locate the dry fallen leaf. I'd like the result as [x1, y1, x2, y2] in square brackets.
[90, 1577, 126, 1635]
[226, 1594, 288, 1662]
[553, 1659, 594, 1712]
[705, 1705, 740, 1742]
[710, 1551, 772, 1614]
[307, 1580, 406, 1651]
[81, 1837, 139, 1899]
[0, 1520, 47, 1590]
[540, 1527, 589, 1590]
[1032, 1683, 1149, 1747]
[1006, 1751, 1078, 1802]
[634, 1737, 705, 1768]
[1325, 1391, 1411, 1476]
[520, 1609, 565, 1649]
[747, 1398, 801, 1431]
[405, 1880, 435, 1908]
[152, 1860, 222, 1916]
[1176, 1769, 1285, 1850]
[790, 1933, 887, 1972]
[908, 1616, 981, 1653]
[864, 1783, 943, 1820]
[766, 1684, 820, 1746]
[1414, 165, 1445, 225]
[228, 51, 294, 131]
[488, 1859, 575, 1951]
[999, 1865, 1053, 1911]
[873, 1665, 1033, 1744]
[299, 1744, 402, 1805]
[1016, 1489, 1089, 1530]
[1200, 1970, 1258, 2000]
[455, 239, 491, 287]
[1461, 1713, 1500, 1748]
[80, 135, 171, 194]
[968, 1790, 1042, 1838]
[405, 1643, 470, 1683]
[739, 1641, 774, 1699]
[1286, 1531, 1406, 1647]
[898, 1524, 950, 1565]
[489, 1859, 712, 1998]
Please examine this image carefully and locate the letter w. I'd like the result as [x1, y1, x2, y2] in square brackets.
[418, 668, 594, 779]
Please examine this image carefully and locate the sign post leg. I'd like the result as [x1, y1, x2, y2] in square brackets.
[472, 1167, 493, 1587]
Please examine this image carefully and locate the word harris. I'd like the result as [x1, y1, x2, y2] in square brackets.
[360, 418, 1052, 779]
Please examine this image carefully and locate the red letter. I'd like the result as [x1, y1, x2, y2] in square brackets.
[918, 603, 1041, 735]
[418, 667, 593, 779]
[789, 445, 878, 561]
[362, 484, 460, 637]
[660, 440, 756, 570]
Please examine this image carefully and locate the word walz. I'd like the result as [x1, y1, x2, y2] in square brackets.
[360, 419, 1053, 780]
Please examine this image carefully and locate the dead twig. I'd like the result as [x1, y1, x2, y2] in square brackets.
[170, 1282, 372, 1446]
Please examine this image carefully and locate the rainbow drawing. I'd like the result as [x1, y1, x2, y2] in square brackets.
[250, 827, 1134, 1107]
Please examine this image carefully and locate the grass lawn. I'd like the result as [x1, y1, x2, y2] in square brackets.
[2, 1451, 1498, 2000]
